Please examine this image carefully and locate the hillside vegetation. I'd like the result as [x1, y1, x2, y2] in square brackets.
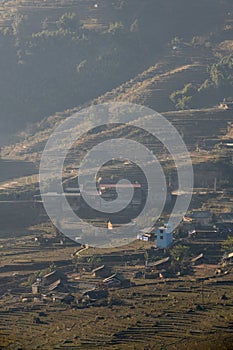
[0, 0, 233, 143]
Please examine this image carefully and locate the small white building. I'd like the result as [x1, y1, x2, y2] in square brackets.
[219, 101, 233, 110]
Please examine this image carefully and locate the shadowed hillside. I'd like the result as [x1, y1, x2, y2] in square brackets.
[0, 0, 232, 144]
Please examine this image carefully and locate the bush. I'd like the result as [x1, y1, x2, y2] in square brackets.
[222, 236, 233, 254]
[56, 13, 81, 33]
[170, 83, 197, 109]
[108, 21, 124, 34]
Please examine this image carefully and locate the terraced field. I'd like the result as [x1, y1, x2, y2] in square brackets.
[1, 206, 233, 349]
[1, 273, 233, 349]
[0, 0, 113, 31]
[95, 45, 213, 113]
[3, 106, 232, 164]
[0, 159, 36, 182]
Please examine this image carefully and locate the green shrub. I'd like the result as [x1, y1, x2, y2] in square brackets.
[170, 83, 196, 109]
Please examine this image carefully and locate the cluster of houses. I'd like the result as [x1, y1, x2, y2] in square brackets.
[27, 248, 218, 304]
[137, 211, 214, 246]
[22, 265, 131, 305]
[20, 206, 233, 305]
[185, 210, 233, 238]
[138, 210, 233, 246]
[34, 235, 65, 246]
[137, 223, 173, 249]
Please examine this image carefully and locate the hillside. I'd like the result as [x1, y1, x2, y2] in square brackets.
[2, 107, 232, 163]
[0, 0, 233, 144]
[0, 0, 233, 211]
[1, 3, 233, 349]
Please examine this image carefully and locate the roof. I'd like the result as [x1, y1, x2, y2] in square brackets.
[141, 233, 152, 238]
[149, 257, 170, 267]
[103, 273, 118, 283]
[47, 279, 61, 292]
[158, 224, 172, 230]
[191, 253, 204, 263]
[103, 273, 125, 283]
[43, 270, 58, 280]
[219, 213, 233, 221]
[52, 292, 74, 301]
[183, 216, 193, 222]
[91, 265, 105, 273]
[194, 229, 218, 234]
[83, 289, 108, 300]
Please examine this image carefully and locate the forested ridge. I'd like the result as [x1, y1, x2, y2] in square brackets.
[0, 0, 232, 142]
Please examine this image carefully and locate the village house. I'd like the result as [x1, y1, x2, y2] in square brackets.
[220, 141, 233, 149]
[137, 227, 156, 242]
[219, 212, 233, 224]
[46, 279, 67, 293]
[102, 273, 130, 288]
[219, 101, 233, 110]
[31, 282, 42, 295]
[145, 269, 167, 279]
[29, 270, 71, 303]
[51, 293, 75, 304]
[222, 252, 233, 265]
[40, 270, 69, 294]
[42, 270, 65, 286]
[144, 257, 170, 279]
[147, 257, 171, 271]
[82, 289, 108, 302]
[191, 253, 205, 266]
[188, 228, 219, 239]
[156, 224, 173, 249]
[91, 265, 112, 278]
[34, 234, 68, 246]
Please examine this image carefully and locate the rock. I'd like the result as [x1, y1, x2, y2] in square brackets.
[220, 293, 228, 300]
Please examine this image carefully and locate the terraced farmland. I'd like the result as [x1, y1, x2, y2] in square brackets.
[0, 0, 113, 31]
[1, 273, 233, 349]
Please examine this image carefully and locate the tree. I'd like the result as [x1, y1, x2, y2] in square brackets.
[169, 245, 191, 275]
[170, 83, 196, 110]
[222, 236, 233, 254]
[108, 21, 124, 35]
[171, 36, 183, 48]
[170, 244, 190, 261]
[87, 255, 102, 269]
[130, 19, 139, 33]
[56, 13, 81, 33]
[208, 54, 233, 88]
